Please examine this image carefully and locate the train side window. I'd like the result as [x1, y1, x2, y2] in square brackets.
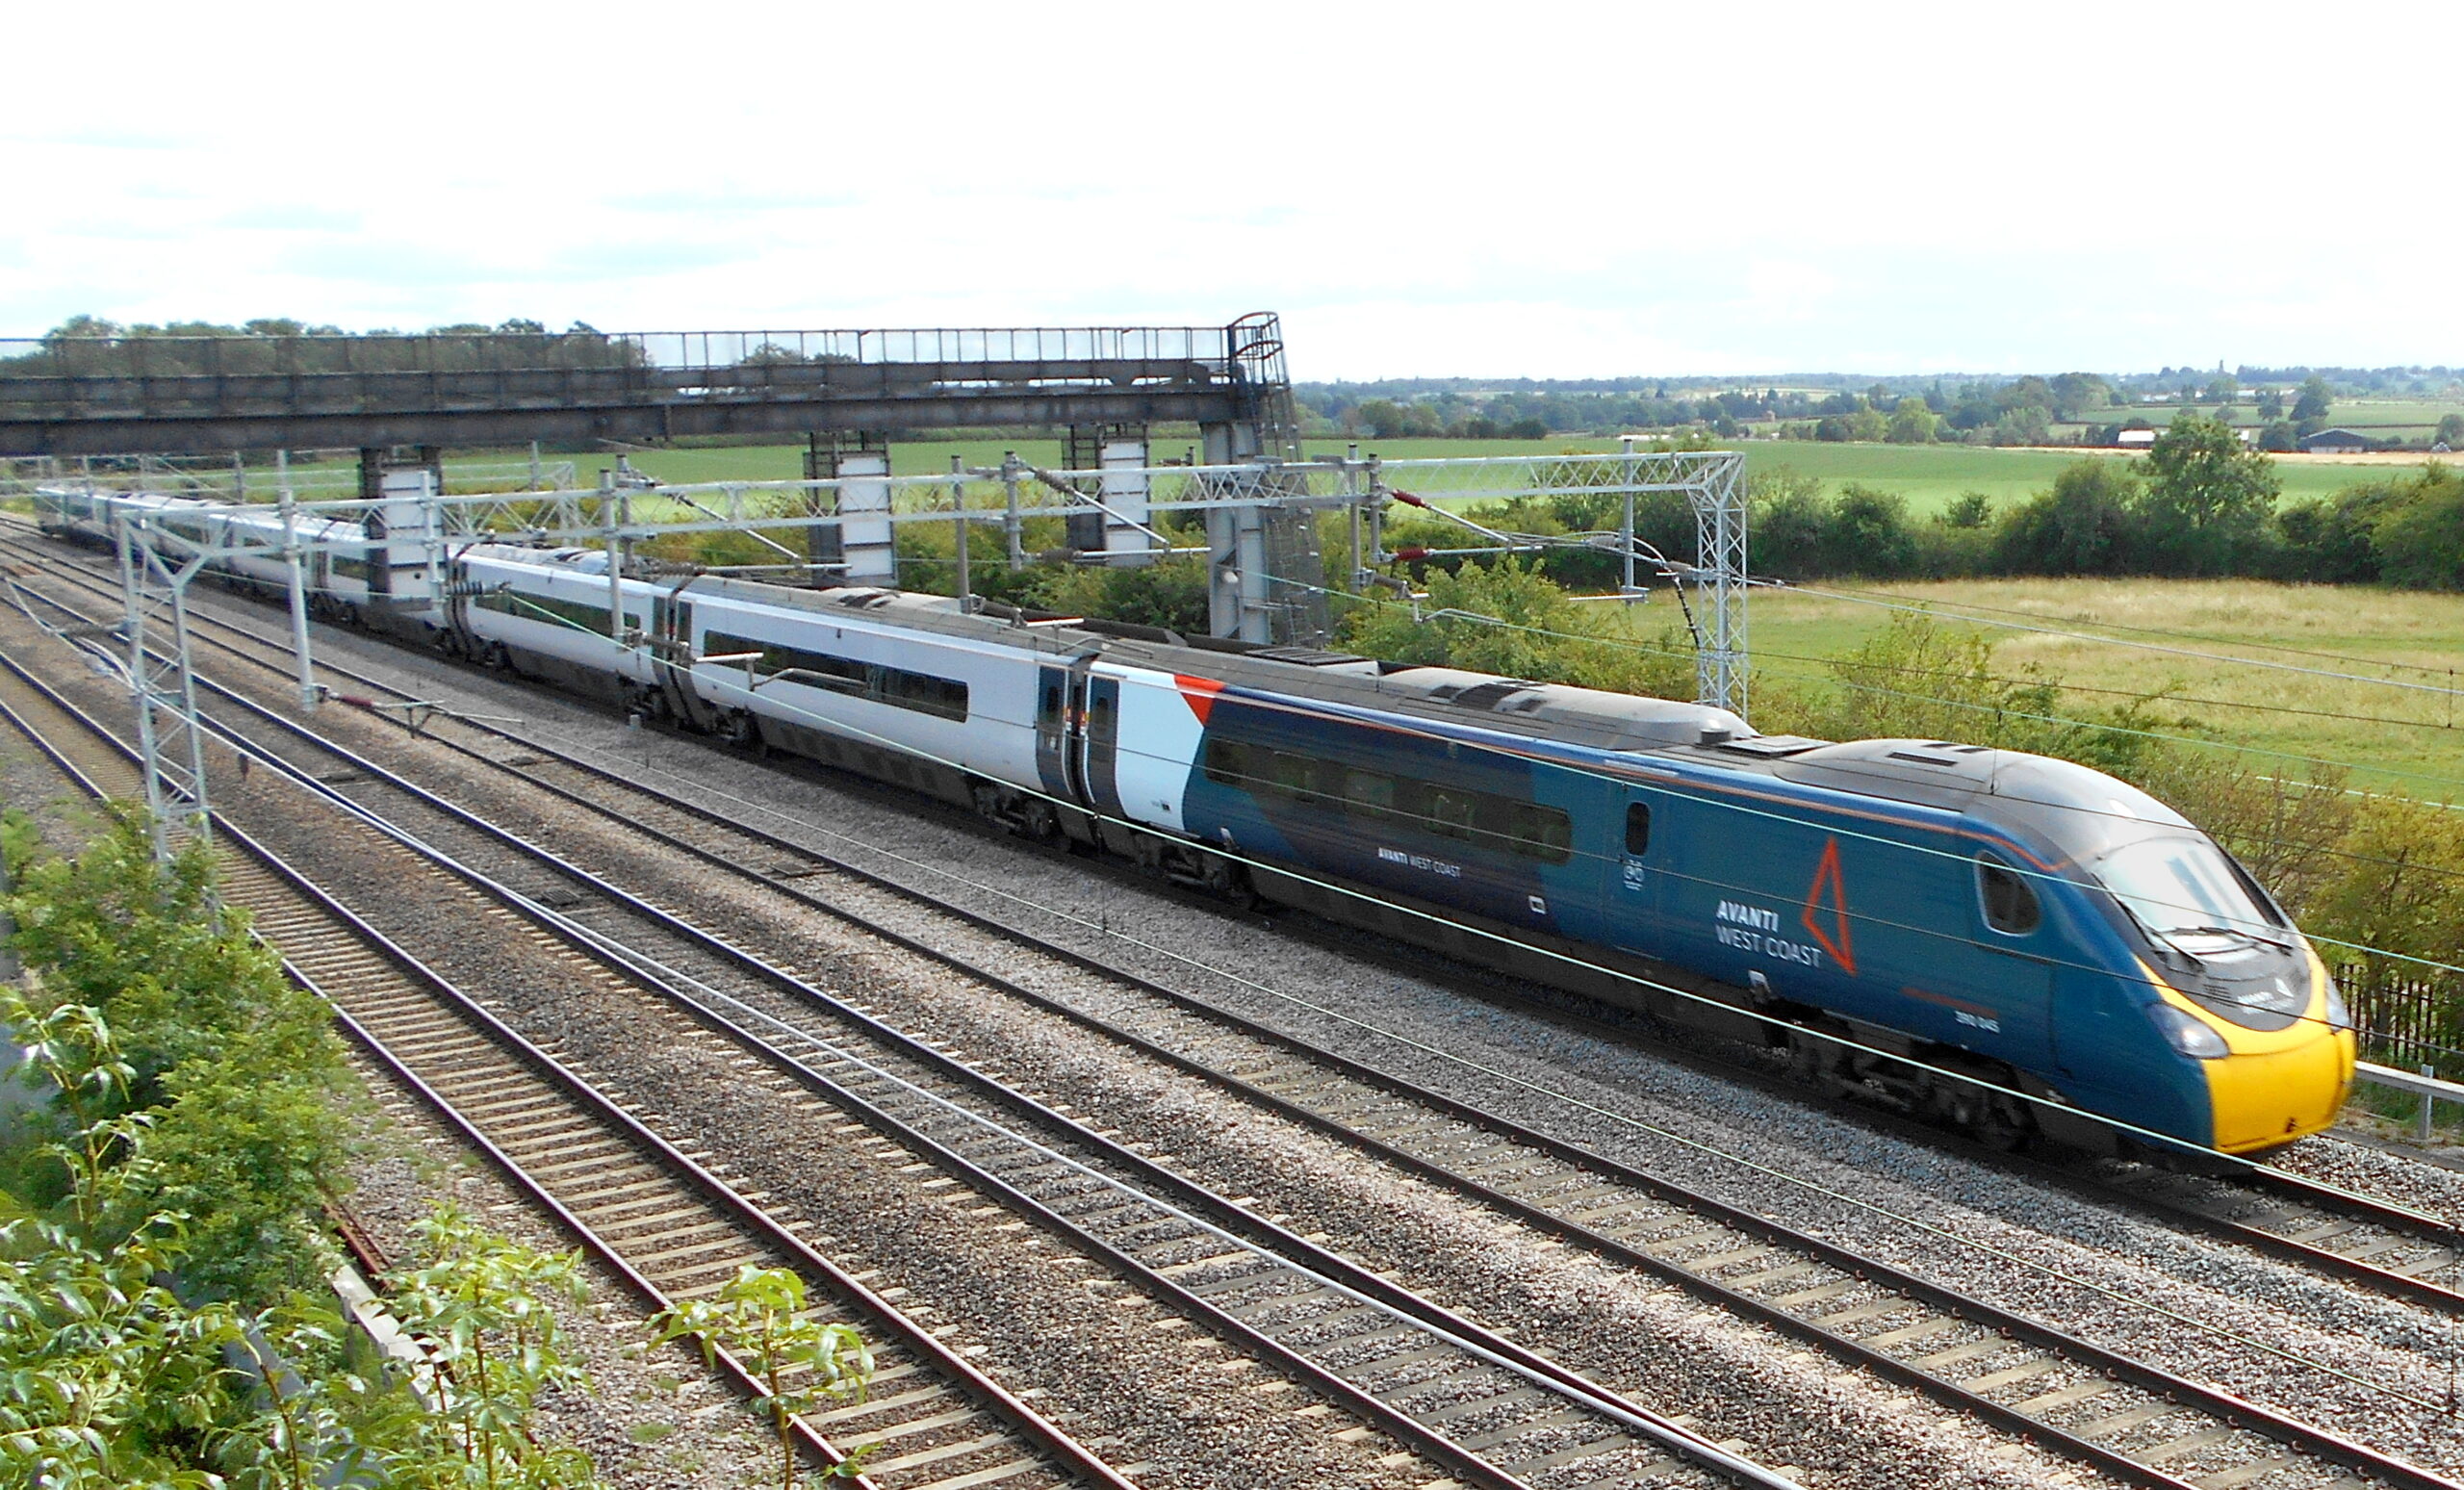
[1342, 768, 1397, 822]
[1268, 751, 1319, 803]
[1510, 803, 1574, 864]
[883, 669, 967, 721]
[1625, 803, 1652, 857]
[1978, 852, 2040, 935]
[1203, 737, 1250, 787]
[1428, 790, 1476, 841]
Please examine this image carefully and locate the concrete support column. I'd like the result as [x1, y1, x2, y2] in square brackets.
[1201, 421, 1272, 642]
[1064, 424, 1105, 555]
[1099, 436, 1152, 566]
[356, 450, 392, 599]
[836, 448, 895, 586]
[802, 434, 842, 582]
[375, 468, 440, 606]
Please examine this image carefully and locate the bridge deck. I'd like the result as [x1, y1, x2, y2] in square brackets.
[0, 321, 1283, 455]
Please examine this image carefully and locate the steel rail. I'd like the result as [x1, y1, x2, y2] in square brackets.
[186, 663, 2457, 1490]
[106, 600, 1804, 1490]
[32, 525, 2446, 1305]
[10, 517, 2448, 1267]
[0, 602, 1798, 1490]
[0, 648, 1135, 1490]
[10, 528, 2460, 1488]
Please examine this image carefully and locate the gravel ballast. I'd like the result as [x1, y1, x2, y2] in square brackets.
[18, 556, 2464, 1486]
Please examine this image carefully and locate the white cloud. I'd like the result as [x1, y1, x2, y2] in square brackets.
[5, 0, 2459, 376]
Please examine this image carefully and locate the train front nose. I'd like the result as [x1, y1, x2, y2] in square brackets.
[2194, 949, 2355, 1154]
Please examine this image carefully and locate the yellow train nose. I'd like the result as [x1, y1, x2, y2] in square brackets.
[2205, 1022, 2356, 1153]
[2169, 948, 2356, 1154]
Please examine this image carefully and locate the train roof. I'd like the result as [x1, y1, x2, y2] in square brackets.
[656, 574, 1759, 756]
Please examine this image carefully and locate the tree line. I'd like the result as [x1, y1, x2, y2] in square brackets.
[1301, 367, 2464, 449]
[1, 316, 646, 380]
[1376, 417, 2463, 591]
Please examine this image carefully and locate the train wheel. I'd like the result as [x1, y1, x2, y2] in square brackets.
[1786, 1025, 1853, 1099]
[1199, 851, 1259, 910]
[1967, 1090, 2036, 1152]
[1927, 1067, 2036, 1151]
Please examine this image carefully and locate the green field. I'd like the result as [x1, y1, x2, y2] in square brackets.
[1712, 578, 2464, 795]
[2087, 398, 2464, 432]
[212, 430, 2449, 547]
[450, 436, 2420, 518]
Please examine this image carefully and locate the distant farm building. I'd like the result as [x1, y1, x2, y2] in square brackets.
[2118, 428, 2157, 448]
[2299, 426, 2372, 453]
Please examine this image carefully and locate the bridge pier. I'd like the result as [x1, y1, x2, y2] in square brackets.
[802, 432, 895, 587]
[1063, 424, 1152, 563]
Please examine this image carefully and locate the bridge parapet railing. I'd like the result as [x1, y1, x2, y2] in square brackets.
[0, 322, 1257, 412]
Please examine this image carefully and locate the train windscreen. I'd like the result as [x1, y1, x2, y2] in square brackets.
[2093, 837, 2286, 952]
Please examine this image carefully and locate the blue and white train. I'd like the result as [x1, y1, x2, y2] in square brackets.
[37, 487, 2355, 1157]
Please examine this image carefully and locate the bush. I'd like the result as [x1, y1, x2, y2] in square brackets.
[2274, 485, 2389, 583]
[2303, 791, 2464, 1037]
[2371, 463, 2464, 590]
[1753, 486, 1833, 576]
[1991, 459, 2141, 575]
[1034, 556, 1212, 631]
[1941, 491, 1994, 529]
[1337, 557, 1695, 699]
[1824, 484, 1920, 577]
[4, 808, 350, 1298]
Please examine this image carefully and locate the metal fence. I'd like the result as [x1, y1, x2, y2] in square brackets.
[2336, 963, 2461, 1078]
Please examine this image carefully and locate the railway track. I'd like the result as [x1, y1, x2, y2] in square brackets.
[4, 534, 2460, 1487]
[0, 632, 1134, 1490]
[10, 520, 2452, 1312]
[0, 584, 1810, 1490]
[198, 687, 2464, 1490]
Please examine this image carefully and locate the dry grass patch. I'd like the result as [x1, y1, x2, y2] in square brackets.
[1708, 578, 2464, 795]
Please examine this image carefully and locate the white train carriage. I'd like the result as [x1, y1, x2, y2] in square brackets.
[37, 487, 384, 623]
[677, 581, 1045, 811]
[451, 547, 659, 705]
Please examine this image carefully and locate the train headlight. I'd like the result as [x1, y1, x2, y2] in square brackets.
[2146, 1002, 2229, 1060]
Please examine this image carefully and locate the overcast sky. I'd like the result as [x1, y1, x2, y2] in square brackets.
[6, 1, 2453, 380]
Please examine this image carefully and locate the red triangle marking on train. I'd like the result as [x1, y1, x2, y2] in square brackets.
[1801, 837, 1858, 977]
[1175, 675, 1224, 724]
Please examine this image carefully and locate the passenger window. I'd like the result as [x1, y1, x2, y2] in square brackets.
[1203, 737, 1250, 787]
[1343, 768, 1397, 821]
[1978, 853, 2040, 935]
[1625, 803, 1652, 857]
[1510, 803, 1574, 863]
[1269, 751, 1317, 801]
[1428, 790, 1476, 840]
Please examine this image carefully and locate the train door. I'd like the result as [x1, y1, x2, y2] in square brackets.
[1061, 659, 1093, 806]
[1081, 671, 1126, 819]
[654, 592, 705, 728]
[1607, 790, 1666, 959]
[1034, 663, 1070, 800]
